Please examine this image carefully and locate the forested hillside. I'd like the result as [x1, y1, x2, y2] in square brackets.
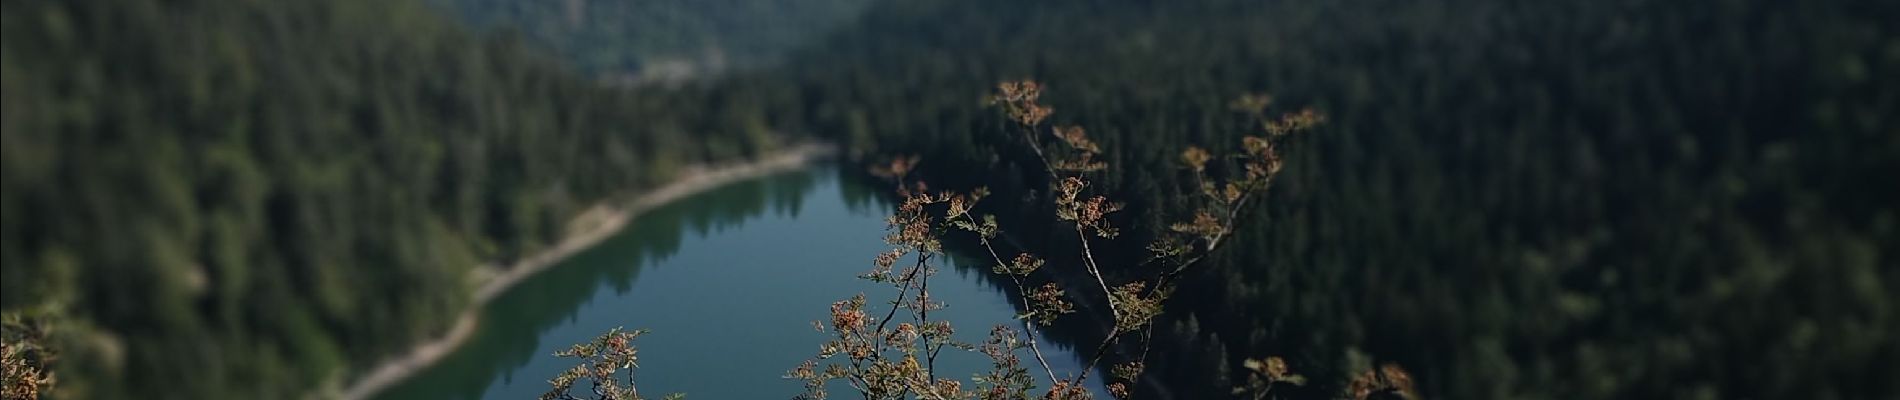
[726, 0, 1899, 398]
[426, 0, 876, 83]
[0, 0, 781, 397]
[3, 0, 1894, 398]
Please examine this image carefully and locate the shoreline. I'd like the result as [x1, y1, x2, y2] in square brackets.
[336, 143, 838, 400]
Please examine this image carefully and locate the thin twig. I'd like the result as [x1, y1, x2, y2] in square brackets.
[1075, 225, 1120, 314]
[920, 256, 937, 381]
[957, 212, 1064, 385]
[873, 254, 928, 354]
[1073, 328, 1124, 385]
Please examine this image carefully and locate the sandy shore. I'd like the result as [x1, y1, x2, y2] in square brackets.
[336, 143, 837, 400]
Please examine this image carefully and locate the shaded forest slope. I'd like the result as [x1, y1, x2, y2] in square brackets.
[0, 0, 784, 397]
[736, 0, 1900, 398]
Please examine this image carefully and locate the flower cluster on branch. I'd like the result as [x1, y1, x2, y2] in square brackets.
[790, 81, 1332, 400]
[541, 328, 680, 400]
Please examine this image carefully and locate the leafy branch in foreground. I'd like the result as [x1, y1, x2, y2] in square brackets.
[541, 328, 682, 400]
[1, 312, 57, 400]
[788, 80, 1329, 400]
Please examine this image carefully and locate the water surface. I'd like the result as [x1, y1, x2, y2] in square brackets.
[378, 166, 1098, 399]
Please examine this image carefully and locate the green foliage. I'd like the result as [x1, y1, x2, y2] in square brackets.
[426, 0, 877, 80]
[0, 0, 780, 397]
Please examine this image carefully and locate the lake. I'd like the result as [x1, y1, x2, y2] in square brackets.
[376, 166, 1102, 399]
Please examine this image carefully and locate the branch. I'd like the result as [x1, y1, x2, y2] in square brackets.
[920, 254, 937, 381]
[957, 211, 1064, 385]
[872, 254, 928, 355]
[1075, 225, 1120, 315]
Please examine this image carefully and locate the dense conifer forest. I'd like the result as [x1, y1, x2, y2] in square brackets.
[0, 0, 783, 397]
[1, 0, 1894, 398]
[728, 0, 1898, 398]
[425, 0, 874, 80]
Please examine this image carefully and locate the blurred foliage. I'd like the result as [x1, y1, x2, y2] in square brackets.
[0, 0, 783, 397]
[426, 0, 875, 81]
[704, 0, 1900, 398]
